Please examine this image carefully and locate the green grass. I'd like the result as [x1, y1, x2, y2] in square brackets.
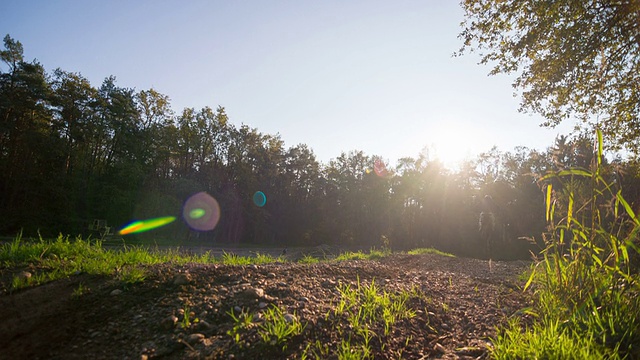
[1, 235, 458, 293]
[407, 247, 455, 257]
[492, 130, 640, 359]
[0, 234, 222, 290]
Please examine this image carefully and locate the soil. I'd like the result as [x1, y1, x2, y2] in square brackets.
[0, 252, 533, 360]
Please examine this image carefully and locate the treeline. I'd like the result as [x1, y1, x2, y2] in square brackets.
[2, 35, 639, 259]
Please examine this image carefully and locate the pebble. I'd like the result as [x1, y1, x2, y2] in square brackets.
[434, 343, 446, 353]
[243, 287, 264, 299]
[283, 313, 296, 324]
[195, 320, 212, 331]
[266, 272, 276, 279]
[161, 315, 178, 330]
[110, 289, 122, 296]
[185, 333, 205, 344]
[17, 271, 32, 280]
[258, 302, 268, 309]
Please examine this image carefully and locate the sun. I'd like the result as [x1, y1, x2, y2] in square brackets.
[427, 123, 486, 170]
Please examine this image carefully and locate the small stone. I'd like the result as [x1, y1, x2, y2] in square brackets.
[195, 320, 212, 331]
[249, 264, 258, 270]
[258, 302, 268, 309]
[234, 306, 242, 313]
[283, 313, 296, 323]
[243, 287, 264, 299]
[299, 296, 309, 302]
[110, 289, 123, 296]
[441, 323, 450, 330]
[17, 271, 32, 280]
[266, 272, 276, 279]
[161, 315, 179, 330]
[434, 343, 446, 353]
[185, 333, 205, 344]
[173, 273, 191, 286]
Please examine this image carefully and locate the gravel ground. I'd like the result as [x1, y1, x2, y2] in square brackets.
[0, 253, 533, 359]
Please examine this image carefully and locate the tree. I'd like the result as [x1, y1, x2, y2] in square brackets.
[458, 0, 640, 153]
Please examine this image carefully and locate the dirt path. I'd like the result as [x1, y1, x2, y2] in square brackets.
[0, 254, 532, 359]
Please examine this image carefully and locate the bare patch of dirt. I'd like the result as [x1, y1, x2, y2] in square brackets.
[0, 254, 533, 359]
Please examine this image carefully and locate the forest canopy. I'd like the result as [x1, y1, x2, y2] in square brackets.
[1, 34, 639, 259]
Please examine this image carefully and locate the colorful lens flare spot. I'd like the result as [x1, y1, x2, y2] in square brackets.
[374, 159, 389, 177]
[118, 216, 176, 235]
[253, 191, 267, 207]
[183, 192, 221, 231]
[189, 208, 206, 219]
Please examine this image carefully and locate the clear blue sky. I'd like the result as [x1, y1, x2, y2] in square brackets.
[1, 0, 575, 168]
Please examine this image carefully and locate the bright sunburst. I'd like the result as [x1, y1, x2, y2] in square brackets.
[427, 122, 487, 170]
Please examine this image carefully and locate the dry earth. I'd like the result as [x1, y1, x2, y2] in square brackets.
[0, 253, 533, 359]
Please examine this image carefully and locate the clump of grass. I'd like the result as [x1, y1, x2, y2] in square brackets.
[227, 308, 254, 344]
[330, 277, 418, 357]
[493, 130, 640, 359]
[258, 306, 305, 348]
[407, 247, 455, 257]
[335, 248, 394, 262]
[221, 251, 254, 266]
[298, 254, 320, 264]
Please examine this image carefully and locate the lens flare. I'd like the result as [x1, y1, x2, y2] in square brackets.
[183, 192, 221, 231]
[374, 159, 389, 177]
[189, 208, 206, 219]
[118, 216, 176, 235]
[253, 191, 267, 207]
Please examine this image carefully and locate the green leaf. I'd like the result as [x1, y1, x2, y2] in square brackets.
[617, 191, 640, 226]
[546, 184, 552, 222]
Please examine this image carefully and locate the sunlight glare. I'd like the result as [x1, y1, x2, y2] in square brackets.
[427, 123, 486, 170]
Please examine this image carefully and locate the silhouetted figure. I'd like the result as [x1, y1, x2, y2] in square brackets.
[479, 195, 496, 259]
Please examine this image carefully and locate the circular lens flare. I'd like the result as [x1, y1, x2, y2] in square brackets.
[119, 216, 176, 235]
[183, 192, 221, 231]
[253, 191, 267, 207]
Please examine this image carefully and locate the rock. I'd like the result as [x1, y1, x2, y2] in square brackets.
[434, 343, 446, 353]
[243, 287, 264, 299]
[283, 313, 296, 324]
[17, 271, 32, 280]
[234, 306, 242, 313]
[161, 315, 179, 330]
[249, 264, 258, 270]
[173, 273, 191, 286]
[195, 320, 212, 331]
[110, 289, 123, 296]
[258, 302, 268, 309]
[266, 272, 276, 279]
[299, 296, 309, 302]
[185, 333, 205, 344]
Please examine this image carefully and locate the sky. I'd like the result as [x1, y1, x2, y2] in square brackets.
[0, 0, 577, 168]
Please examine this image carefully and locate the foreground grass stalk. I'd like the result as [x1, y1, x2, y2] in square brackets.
[494, 130, 640, 359]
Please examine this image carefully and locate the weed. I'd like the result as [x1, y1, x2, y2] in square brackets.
[298, 254, 320, 264]
[181, 304, 192, 329]
[72, 282, 90, 297]
[227, 308, 253, 343]
[258, 306, 305, 348]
